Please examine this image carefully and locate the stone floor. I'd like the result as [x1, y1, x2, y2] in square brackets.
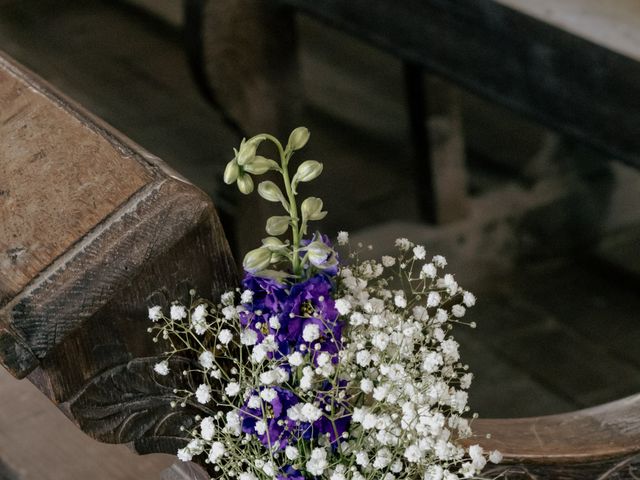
[0, 0, 639, 478]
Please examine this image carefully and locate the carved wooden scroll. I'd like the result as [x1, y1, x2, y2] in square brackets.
[0, 49, 237, 455]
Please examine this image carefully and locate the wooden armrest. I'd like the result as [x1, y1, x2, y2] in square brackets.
[463, 394, 640, 477]
[0, 49, 237, 454]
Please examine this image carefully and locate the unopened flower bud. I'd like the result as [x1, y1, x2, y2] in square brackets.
[258, 181, 288, 209]
[243, 247, 272, 273]
[294, 160, 323, 184]
[306, 240, 337, 270]
[243, 156, 278, 175]
[265, 216, 290, 236]
[236, 174, 254, 194]
[287, 126, 310, 151]
[301, 197, 327, 221]
[236, 139, 257, 166]
[223, 159, 239, 184]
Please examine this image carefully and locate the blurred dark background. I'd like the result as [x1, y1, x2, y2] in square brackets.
[0, 0, 639, 478]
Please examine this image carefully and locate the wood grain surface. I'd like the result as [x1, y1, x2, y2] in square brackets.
[0, 53, 153, 306]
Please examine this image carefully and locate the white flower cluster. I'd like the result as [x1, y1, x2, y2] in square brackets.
[146, 237, 500, 480]
[325, 238, 498, 480]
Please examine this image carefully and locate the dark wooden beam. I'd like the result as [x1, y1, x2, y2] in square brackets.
[281, 0, 640, 169]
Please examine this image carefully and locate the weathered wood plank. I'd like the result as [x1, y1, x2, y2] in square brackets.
[0, 53, 153, 306]
[467, 394, 640, 478]
[278, 0, 640, 168]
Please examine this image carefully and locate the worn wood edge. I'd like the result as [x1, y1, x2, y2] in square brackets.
[465, 393, 640, 464]
[0, 177, 227, 378]
[0, 49, 190, 185]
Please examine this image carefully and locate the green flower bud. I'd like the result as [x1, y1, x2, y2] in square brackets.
[242, 246, 272, 273]
[295, 160, 323, 182]
[243, 156, 279, 175]
[292, 161, 323, 193]
[301, 197, 327, 221]
[236, 174, 254, 194]
[262, 237, 288, 250]
[265, 216, 290, 236]
[287, 127, 310, 151]
[236, 139, 258, 166]
[258, 181, 289, 211]
[223, 159, 240, 184]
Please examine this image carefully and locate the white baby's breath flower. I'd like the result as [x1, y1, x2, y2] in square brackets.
[394, 293, 407, 308]
[195, 384, 212, 404]
[395, 238, 412, 251]
[413, 245, 426, 260]
[251, 344, 267, 363]
[269, 315, 281, 329]
[306, 447, 328, 476]
[262, 461, 276, 478]
[421, 263, 437, 279]
[302, 323, 320, 342]
[200, 416, 215, 441]
[170, 304, 187, 321]
[208, 441, 225, 463]
[288, 351, 304, 367]
[355, 451, 369, 467]
[382, 255, 396, 267]
[489, 450, 503, 464]
[225, 411, 241, 436]
[463, 291, 476, 307]
[225, 382, 241, 396]
[285, 446, 299, 460]
[360, 378, 374, 393]
[221, 290, 235, 306]
[241, 329, 258, 346]
[451, 305, 466, 318]
[260, 387, 277, 402]
[177, 447, 192, 462]
[337, 231, 349, 245]
[335, 298, 351, 315]
[192, 304, 207, 322]
[218, 328, 233, 345]
[373, 448, 392, 469]
[427, 291, 441, 308]
[240, 289, 254, 304]
[153, 360, 169, 376]
[148, 306, 162, 322]
[199, 351, 215, 370]
[432, 255, 447, 267]
[239, 473, 258, 480]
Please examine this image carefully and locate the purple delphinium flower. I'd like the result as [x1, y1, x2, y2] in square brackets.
[277, 466, 305, 480]
[239, 274, 288, 346]
[240, 387, 300, 450]
[281, 274, 342, 358]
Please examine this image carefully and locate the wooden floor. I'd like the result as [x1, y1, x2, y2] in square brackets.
[0, 0, 639, 478]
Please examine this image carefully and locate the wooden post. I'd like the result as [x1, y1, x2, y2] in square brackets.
[405, 64, 469, 224]
[185, 0, 301, 138]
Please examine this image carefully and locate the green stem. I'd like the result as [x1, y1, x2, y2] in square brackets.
[262, 134, 302, 276]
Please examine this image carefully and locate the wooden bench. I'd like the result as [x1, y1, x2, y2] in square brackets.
[2, 49, 640, 479]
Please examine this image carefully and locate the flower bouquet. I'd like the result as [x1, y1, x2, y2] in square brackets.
[148, 128, 501, 480]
